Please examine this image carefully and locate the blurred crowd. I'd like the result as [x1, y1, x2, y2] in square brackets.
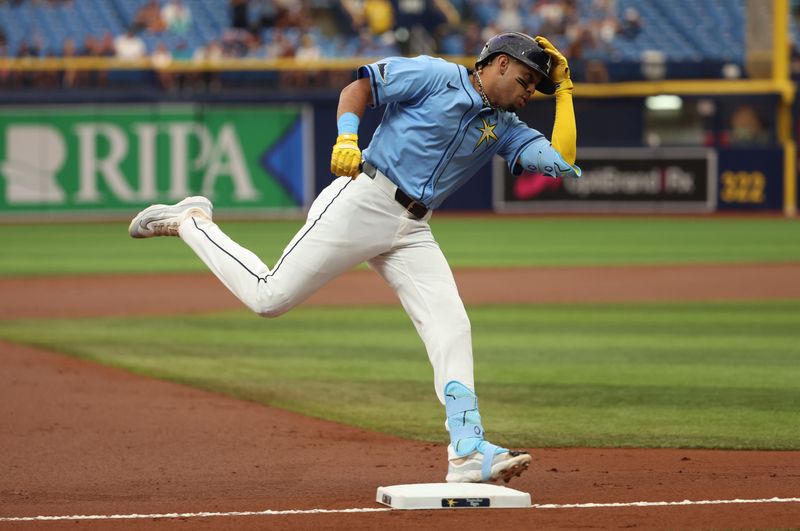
[0, 0, 641, 72]
[0, 0, 653, 91]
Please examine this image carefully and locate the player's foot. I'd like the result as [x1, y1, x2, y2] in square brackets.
[128, 196, 212, 238]
[445, 443, 531, 483]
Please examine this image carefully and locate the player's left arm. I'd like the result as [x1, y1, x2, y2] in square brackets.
[535, 35, 578, 167]
[507, 37, 581, 179]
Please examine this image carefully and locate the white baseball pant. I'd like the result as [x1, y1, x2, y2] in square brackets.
[178, 171, 475, 402]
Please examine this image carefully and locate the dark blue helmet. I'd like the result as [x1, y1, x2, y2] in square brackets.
[476, 32, 556, 95]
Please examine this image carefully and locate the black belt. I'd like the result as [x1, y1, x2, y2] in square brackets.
[361, 161, 429, 220]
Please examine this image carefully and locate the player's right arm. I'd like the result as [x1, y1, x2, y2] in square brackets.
[331, 78, 373, 178]
[332, 56, 442, 178]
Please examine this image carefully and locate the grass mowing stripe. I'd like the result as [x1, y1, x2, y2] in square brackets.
[0, 301, 798, 449]
[1, 217, 799, 275]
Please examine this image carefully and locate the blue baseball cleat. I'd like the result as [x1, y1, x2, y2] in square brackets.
[444, 381, 531, 483]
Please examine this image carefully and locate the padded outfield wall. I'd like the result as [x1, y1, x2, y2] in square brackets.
[0, 84, 793, 219]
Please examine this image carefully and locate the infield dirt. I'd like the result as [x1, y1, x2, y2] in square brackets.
[1, 264, 799, 529]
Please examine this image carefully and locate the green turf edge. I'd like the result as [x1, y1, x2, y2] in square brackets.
[1, 300, 798, 450]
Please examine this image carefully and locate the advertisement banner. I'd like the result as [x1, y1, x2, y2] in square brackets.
[494, 147, 717, 213]
[0, 104, 312, 217]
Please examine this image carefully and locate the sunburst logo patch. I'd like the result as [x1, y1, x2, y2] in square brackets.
[474, 118, 498, 150]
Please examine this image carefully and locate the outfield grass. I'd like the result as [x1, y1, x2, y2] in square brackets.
[1, 217, 798, 275]
[1, 301, 797, 450]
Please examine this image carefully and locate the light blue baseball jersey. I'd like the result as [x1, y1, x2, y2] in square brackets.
[358, 55, 580, 209]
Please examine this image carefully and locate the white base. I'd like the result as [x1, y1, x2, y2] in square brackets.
[376, 483, 531, 510]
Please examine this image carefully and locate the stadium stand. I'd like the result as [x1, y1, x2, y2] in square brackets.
[0, 0, 795, 86]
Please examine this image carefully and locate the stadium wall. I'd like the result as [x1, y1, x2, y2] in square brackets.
[0, 81, 793, 219]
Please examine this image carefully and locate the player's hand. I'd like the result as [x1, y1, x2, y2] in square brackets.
[535, 36, 573, 92]
[331, 134, 362, 178]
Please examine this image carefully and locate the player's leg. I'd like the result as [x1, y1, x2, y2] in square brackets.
[131, 176, 398, 317]
[367, 226, 530, 483]
[368, 237, 474, 402]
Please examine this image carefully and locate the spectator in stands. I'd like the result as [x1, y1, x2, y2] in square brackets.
[99, 32, 116, 58]
[790, 40, 800, 81]
[365, 0, 395, 35]
[495, 0, 522, 33]
[229, 0, 249, 30]
[462, 20, 484, 55]
[619, 7, 642, 40]
[11, 38, 42, 87]
[264, 28, 295, 58]
[135, 0, 166, 34]
[114, 27, 146, 60]
[173, 39, 193, 61]
[391, 0, 460, 55]
[249, 0, 281, 33]
[295, 33, 322, 61]
[283, 32, 323, 87]
[193, 39, 223, 91]
[221, 28, 250, 57]
[239, 31, 262, 58]
[17, 38, 41, 58]
[82, 32, 114, 87]
[0, 29, 9, 87]
[537, 0, 567, 37]
[151, 42, 173, 90]
[728, 105, 770, 146]
[340, 0, 395, 35]
[339, 0, 363, 32]
[61, 37, 78, 88]
[162, 0, 191, 35]
[80, 35, 99, 57]
[76, 35, 98, 86]
[274, 0, 306, 28]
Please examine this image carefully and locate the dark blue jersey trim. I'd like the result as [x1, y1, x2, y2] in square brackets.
[420, 64, 476, 204]
[358, 64, 381, 108]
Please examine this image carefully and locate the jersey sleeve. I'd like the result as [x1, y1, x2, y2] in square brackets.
[357, 56, 441, 108]
[498, 114, 581, 179]
[517, 137, 582, 178]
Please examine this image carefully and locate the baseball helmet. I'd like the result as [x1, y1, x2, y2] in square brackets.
[476, 32, 556, 95]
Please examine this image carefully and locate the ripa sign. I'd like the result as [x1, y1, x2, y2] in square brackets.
[0, 105, 311, 217]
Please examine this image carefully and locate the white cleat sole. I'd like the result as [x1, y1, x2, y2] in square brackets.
[446, 452, 532, 484]
[129, 196, 212, 238]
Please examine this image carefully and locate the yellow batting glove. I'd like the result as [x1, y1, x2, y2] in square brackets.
[330, 134, 362, 178]
[535, 36, 573, 93]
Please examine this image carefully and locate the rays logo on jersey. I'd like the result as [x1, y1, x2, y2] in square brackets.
[376, 62, 388, 83]
[474, 118, 498, 150]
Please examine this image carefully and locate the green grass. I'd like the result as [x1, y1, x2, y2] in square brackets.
[1, 217, 798, 275]
[1, 301, 797, 449]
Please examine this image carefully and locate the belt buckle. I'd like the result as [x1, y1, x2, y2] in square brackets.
[405, 199, 424, 219]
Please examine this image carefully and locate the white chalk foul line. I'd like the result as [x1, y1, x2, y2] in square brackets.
[1, 497, 798, 522]
[532, 496, 800, 509]
[0, 508, 392, 522]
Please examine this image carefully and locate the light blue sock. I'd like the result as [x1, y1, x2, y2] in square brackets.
[444, 381, 507, 457]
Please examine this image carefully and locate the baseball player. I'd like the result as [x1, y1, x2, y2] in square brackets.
[129, 32, 580, 484]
